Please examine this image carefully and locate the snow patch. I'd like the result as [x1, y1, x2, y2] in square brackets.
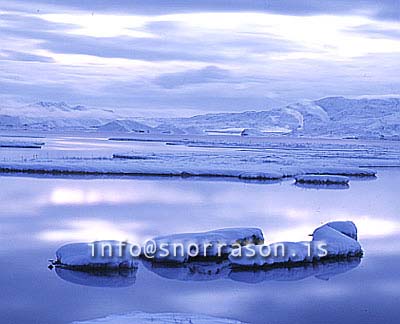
[71, 311, 246, 324]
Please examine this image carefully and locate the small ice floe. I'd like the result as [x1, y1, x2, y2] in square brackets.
[144, 228, 264, 263]
[55, 267, 137, 288]
[229, 221, 362, 268]
[295, 174, 350, 185]
[238, 171, 283, 180]
[71, 311, 246, 324]
[54, 240, 139, 270]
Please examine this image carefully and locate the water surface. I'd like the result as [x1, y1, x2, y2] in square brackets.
[0, 170, 399, 323]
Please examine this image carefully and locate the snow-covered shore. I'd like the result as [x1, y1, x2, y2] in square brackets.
[71, 311, 247, 324]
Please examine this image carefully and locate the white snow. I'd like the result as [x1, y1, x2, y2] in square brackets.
[326, 221, 358, 240]
[96, 120, 152, 133]
[145, 228, 264, 263]
[55, 241, 138, 269]
[312, 223, 362, 258]
[71, 311, 246, 324]
[295, 175, 350, 184]
[2, 96, 400, 140]
[228, 221, 362, 267]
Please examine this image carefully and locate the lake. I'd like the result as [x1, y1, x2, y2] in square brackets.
[0, 168, 399, 323]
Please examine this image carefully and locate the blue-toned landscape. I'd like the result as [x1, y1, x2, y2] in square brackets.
[1, 1, 400, 323]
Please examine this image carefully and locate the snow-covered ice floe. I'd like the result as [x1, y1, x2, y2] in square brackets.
[295, 174, 350, 185]
[145, 228, 264, 263]
[54, 240, 139, 270]
[52, 228, 263, 269]
[52, 223, 361, 270]
[229, 221, 362, 268]
[71, 311, 247, 324]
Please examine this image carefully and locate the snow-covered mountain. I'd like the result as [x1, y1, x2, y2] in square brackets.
[155, 96, 400, 139]
[96, 120, 152, 133]
[28, 101, 88, 113]
[0, 101, 117, 131]
[1, 97, 399, 139]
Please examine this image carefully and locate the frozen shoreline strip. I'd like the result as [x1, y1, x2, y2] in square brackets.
[0, 162, 284, 180]
[0, 161, 375, 181]
[0, 140, 44, 148]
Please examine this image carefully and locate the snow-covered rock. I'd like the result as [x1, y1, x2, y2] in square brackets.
[144, 228, 264, 263]
[229, 221, 362, 267]
[295, 175, 350, 185]
[71, 311, 246, 324]
[326, 221, 358, 240]
[54, 241, 139, 269]
[312, 223, 361, 258]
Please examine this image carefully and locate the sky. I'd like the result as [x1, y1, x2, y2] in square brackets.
[0, 0, 400, 117]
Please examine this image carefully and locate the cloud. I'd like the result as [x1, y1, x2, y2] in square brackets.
[347, 24, 400, 40]
[0, 3, 399, 115]
[2, 0, 399, 21]
[154, 66, 231, 88]
[0, 50, 54, 63]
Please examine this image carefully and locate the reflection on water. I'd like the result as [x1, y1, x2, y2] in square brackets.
[142, 258, 361, 284]
[55, 267, 138, 288]
[0, 169, 400, 323]
[229, 258, 361, 283]
[294, 182, 350, 190]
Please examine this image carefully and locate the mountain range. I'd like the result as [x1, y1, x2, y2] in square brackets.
[1, 97, 399, 139]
